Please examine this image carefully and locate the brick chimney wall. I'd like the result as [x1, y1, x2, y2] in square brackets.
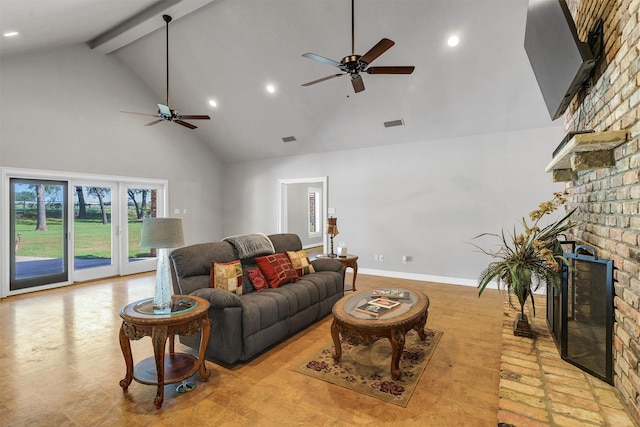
[564, 0, 640, 422]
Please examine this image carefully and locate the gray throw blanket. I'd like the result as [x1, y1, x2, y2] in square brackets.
[223, 233, 275, 259]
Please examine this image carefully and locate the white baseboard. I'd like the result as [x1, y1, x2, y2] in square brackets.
[356, 268, 547, 295]
[357, 268, 481, 288]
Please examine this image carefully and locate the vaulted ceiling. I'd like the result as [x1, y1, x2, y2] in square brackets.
[1, 0, 560, 163]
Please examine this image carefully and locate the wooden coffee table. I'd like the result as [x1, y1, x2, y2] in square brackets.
[118, 295, 211, 408]
[331, 288, 429, 380]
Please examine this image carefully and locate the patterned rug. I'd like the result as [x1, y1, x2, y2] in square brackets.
[292, 329, 443, 407]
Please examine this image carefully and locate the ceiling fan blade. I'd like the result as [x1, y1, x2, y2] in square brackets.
[175, 120, 197, 129]
[302, 53, 342, 68]
[178, 115, 211, 120]
[157, 104, 172, 115]
[351, 75, 365, 93]
[359, 38, 395, 65]
[121, 110, 157, 117]
[302, 74, 344, 87]
[145, 119, 164, 126]
[366, 66, 415, 75]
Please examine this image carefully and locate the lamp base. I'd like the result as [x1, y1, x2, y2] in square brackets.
[153, 302, 171, 315]
[153, 248, 173, 314]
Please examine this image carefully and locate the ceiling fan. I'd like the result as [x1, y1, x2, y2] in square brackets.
[122, 15, 210, 129]
[301, 0, 415, 94]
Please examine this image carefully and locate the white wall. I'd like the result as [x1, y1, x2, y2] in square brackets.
[0, 44, 223, 244]
[223, 126, 566, 283]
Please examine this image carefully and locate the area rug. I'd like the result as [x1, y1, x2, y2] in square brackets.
[292, 329, 443, 407]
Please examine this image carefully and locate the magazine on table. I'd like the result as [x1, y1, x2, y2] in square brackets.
[370, 289, 410, 300]
[355, 298, 401, 317]
[368, 298, 400, 309]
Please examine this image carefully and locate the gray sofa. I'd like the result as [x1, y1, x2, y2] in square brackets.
[169, 233, 344, 364]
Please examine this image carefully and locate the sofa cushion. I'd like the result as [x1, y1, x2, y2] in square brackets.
[255, 253, 300, 288]
[170, 241, 237, 279]
[241, 291, 291, 337]
[211, 261, 243, 295]
[247, 267, 268, 292]
[268, 233, 303, 253]
[287, 250, 315, 276]
[176, 275, 210, 296]
[273, 280, 317, 311]
[190, 287, 243, 309]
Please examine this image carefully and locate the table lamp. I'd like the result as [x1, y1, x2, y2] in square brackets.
[140, 218, 185, 313]
[326, 217, 339, 258]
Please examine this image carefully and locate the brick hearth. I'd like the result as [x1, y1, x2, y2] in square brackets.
[497, 294, 637, 426]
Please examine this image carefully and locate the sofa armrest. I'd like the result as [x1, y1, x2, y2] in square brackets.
[311, 258, 343, 273]
[190, 288, 243, 309]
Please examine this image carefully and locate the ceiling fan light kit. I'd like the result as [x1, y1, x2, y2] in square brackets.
[301, 0, 415, 93]
[122, 14, 210, 130]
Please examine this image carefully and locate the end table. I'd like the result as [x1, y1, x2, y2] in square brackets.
[118, 295, 211, 408]
[318, 253, 359, 291]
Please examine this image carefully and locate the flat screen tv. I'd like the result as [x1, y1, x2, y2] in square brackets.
[524, 0, 595, 120]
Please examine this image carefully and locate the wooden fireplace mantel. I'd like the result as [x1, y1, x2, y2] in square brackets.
[545, 130, 627, 182]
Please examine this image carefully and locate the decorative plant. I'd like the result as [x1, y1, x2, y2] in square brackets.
[472, 192, 576, 333]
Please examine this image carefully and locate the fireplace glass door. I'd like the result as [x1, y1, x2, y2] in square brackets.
[562, 245, 613, 384]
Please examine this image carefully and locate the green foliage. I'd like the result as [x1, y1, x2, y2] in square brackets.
[472, 192, 577, 316]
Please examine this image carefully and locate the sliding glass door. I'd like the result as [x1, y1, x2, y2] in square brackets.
[121, 186, 162, 275]
[10, 178, 69, 291]
[2, 169, 168, 296]
[72, 183, 119, 282]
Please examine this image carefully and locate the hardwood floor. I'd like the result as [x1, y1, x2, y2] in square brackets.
[0, 272, 503, 426]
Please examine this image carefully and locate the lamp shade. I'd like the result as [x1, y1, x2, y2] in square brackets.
[326, 217, 339, 237]
[139, 218, 185, 249]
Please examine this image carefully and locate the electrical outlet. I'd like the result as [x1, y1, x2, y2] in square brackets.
[373, 254, 379, 261]
[379, 254, 384, 262]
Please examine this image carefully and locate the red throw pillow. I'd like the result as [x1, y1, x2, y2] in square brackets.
[247, 267, 268, 292]
[255, 253, 300, 288]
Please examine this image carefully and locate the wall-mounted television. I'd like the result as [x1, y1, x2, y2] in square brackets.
[524, 0, 595, 120]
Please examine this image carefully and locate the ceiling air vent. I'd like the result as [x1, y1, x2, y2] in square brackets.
[383, 119, 404, 128]
[282, 136, 297, 143]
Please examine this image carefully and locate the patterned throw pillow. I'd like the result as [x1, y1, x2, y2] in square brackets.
[255, 253, 300, 288]
[210, 260, 243, 295]
[287, 250, 316, 276]
[247, 267, 268, 292]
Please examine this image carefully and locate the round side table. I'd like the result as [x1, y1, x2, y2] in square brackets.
[118, 295, 211, 409]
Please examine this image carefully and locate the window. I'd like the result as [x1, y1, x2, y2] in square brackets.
[308, 187, 321, 238]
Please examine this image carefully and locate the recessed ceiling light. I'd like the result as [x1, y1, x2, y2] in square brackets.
[3, 31, 19, 37]
[266, 84, 276, 94]
[208, 99, 217, 107]
[447, 35, 460, 47]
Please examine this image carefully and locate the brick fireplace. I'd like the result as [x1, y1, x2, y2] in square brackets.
[558, 0, 640, 423]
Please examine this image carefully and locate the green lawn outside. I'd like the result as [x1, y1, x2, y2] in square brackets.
[14, 216, 149, 259]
